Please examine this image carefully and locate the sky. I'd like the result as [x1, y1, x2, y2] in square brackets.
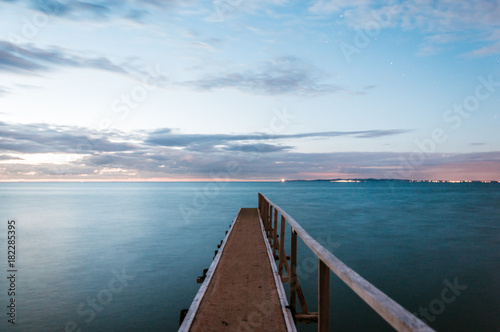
[0, 0, 499, 181]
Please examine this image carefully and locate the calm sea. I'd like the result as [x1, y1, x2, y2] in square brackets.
[0, 182, 498, 331]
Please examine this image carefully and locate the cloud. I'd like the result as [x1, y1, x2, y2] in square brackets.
[0, 0, 178, 21]
[6, 147, 499, 181]
[310, 0, 500, 31]
[0, 40, 170, 90]
[183, 56, 353, 96]
[1, 121, 498, 181]
[309, 0, 500, 56]
[223, 143, 292, 153]
[0, 40, 343, 97]
[145, 128, 410, 148]
[467, 41, 500, 57]
[0, 122, 409, 156]
[189, 41, 219, 52]
[309, 0, 370, 14]
[0, 40, 127, 75]
[3, 0, 286, 23]
[208, 0, 288, 22]
[0, 154, 23, 161]
[401, 1, 500, 56]
[0, 122, 138, 154]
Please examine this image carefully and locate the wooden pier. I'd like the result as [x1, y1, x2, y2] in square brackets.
[179, 193, 435, 332]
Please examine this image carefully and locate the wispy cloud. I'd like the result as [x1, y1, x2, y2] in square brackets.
[223, 143, 292, 153]
[0, 154, 23, 161]
[0, 40, 354, 97]
[0, 122, 138, 154]
[0, 122, 409, 156]
[309, 0, 370, 14]
[145, 127, 410, 149]
[400, 1, 500, 56]
[309, 0, 500, 56]
[0, 0, 186, 21]
[183, 56, 354, 96]
[466, 39, 500, 57]
[400, 1, 500, 32]
[3, 0, 287, 23]
[0, 40, 127, 75]
[208, 0, 288, 21]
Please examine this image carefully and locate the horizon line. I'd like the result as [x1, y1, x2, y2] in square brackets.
[0, 178, 499, 183]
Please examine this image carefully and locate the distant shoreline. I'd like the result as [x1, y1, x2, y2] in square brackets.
[284, 178, 499, 183]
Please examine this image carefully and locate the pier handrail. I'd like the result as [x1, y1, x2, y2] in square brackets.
[258, 193, 435, 332]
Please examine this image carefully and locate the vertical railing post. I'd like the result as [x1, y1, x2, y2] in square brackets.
[273, 209, 278, 257]
[278, 215, 286, 276]
[268, 204, 273, 238]
[258, 194, 261, 214]
[319, 259, 330, 332]
[264, 201, 268, 233]
[290, 229, 297, 310]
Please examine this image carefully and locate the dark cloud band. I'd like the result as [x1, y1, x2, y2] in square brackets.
[1, 121, 498, 180]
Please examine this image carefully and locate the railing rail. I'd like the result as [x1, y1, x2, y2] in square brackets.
[258, 193, 435, 332]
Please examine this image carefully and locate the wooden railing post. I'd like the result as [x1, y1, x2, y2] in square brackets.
[258, 194, 261, 213]
[319, 259, 330, 332]
[264, 201, 268, 234]
[278, 215, 286, 276]
[267, 205, 273, 239]
[273, 209, 278, 257]
[290, 228, 297, 310]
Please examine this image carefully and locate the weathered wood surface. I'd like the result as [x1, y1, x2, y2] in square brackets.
[183, 208, 292, 332]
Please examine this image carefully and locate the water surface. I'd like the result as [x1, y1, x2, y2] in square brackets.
[0, 182, 498, 331]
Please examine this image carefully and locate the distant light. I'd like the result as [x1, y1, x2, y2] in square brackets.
[281, 179, 285, 183]
[331, 179, 360, 183]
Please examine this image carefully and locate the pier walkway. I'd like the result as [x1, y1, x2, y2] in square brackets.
[179, 194, 435, 332]
[179, 208, 295, 331]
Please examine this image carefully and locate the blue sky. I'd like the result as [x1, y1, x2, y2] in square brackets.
[0, 0, 499, 181]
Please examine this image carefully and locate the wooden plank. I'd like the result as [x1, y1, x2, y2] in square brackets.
[295, 313, 318, 323]
[259, 193, 435, 332]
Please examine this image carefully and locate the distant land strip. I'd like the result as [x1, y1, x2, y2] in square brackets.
[285, 179, 500, 183]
